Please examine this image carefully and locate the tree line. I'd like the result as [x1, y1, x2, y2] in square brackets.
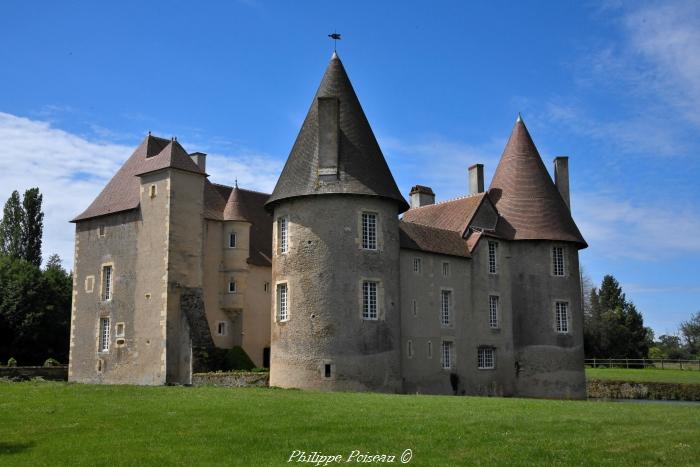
[0, 188, 72, 365]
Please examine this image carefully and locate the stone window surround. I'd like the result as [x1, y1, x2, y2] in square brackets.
[274, 280, 290, 323]
[488, 293, 500, 329]
[359, 277, 384, 321]
[439, 287, 454, 328]
[478, 346, 496, 370]
[551, 245, 567, 277]
[440, 339, 455, 370]
[554, 299, 570, 334]
[488, 241, 499, 275]
[276, 216, 289, 255]
[228, 231, 237, 249]
[84, 275, 95, 294]
[98, 316, 110, 354]
[356, 208, 382, 252]
[228, 279, 237, 294]
[100, 262, 114, 302]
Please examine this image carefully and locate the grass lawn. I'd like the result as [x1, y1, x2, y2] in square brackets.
[586, 367, 700, 384]
[1, 382, 699, 466]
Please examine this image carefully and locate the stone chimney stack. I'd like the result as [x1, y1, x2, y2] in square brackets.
[553, 156, 570, 210]
[189, 152, 207, 173]
[468, 164, 484, 195]
[409, 185, 435, 209]
[318, 96, 340, 180]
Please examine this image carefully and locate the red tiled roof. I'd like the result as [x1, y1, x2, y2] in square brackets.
[399, 221, 471, 258]
[401, 193, 486, 235]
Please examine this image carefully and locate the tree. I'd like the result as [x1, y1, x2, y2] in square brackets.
[654, 335, 686, 360]
[0, 190, 24, 258]
[680, 311, 700, 357]
[21, 188, 43, 266]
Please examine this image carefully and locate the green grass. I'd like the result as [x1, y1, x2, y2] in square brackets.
[1, 382, 699, 466]
[586, 367, 700, 384]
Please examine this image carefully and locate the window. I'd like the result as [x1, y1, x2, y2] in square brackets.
[277, 283, 289, 322]
[441, 341, 453, 369]
[489, 295, 500, 329]
[102, 265, 113, 301]
[99, 318, 110, 353]
[555, 301, 569, 333]
[427, 340, 433, 359]
[413, 257, 422, 274]
[228, 232, 237, 248]
[324, 363, 332, 378]
[278, 217, 288, 254]
[149, 184, 157, 198]
[264, 282, 270, 293]
[478, 347, 495, 369]
[115, 322, 125, 338]
[488, 241, 498, 274]
[98, 225, 106, 237]
[361, 212, 377, 250]
[362, 281, 378, 320]
[407, 340, 414, 358]
[228, 280, 237, 294]
[552, 246, 565, 276]
[84, 275, 95, 293]
[440, 290, 452, 326]
[442, 262, 450, 277]
[412, 299, 417, 317]
[217, 321, 228, 336]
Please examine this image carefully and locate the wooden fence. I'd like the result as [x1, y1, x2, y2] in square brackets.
[585, 358, 700, 370]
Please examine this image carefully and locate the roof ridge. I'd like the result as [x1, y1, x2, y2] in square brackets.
[408, 192, 484, 210]
[209, 182, 270, 196]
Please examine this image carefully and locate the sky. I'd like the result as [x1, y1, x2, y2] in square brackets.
[0, 0, 698, 337]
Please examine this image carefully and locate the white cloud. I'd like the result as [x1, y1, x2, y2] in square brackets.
[0, 112, 281, 270]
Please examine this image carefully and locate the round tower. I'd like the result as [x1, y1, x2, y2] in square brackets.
[265, 53, 408, 392]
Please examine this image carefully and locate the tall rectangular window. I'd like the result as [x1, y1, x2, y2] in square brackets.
[228, 280, 237, 294]
[99, 318, 110, 353]
[440, 290, 452, 326]
[277, 283, 289, 322]
[229, 232, 237, 248]
[413, 257, 421, 274]
[489, 295, 500, 329]
[361, 212, 377, 250]
[102, 265, 113, 301]
[556, 301, 569, 333]
[441, 341, 453, 369]
[278, 217, 288, 254]
[442, 261, 450, 277]
[98, 225, 106, 237]
[362, 281, 378, 320]
[478, 347, 495, 369]
[488, 241, 498, 274]
[552, 246, 565, 276]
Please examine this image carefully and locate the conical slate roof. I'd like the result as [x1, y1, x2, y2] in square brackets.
[223, 185, 251, 222]
[488, 117, 587, 247]
[265, 53, 408, 213]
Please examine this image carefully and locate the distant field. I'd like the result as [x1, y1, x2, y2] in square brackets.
[586, 368, 700, 384]
[1, 381, 699, 466]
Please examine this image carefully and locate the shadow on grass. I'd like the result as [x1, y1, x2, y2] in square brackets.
[0, 441, 35, 455]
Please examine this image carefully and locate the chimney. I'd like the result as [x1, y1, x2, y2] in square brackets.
[318, 96, 339, 180]
[553, 156, 570, 210]
[189, 152, 207, 172]
[409, 185, 435, 209]
[468, 164, 484, 195]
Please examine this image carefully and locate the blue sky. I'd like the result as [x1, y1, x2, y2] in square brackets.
[0, 1, 698, 336]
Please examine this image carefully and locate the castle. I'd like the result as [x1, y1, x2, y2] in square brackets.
[68, 53, 587, 398]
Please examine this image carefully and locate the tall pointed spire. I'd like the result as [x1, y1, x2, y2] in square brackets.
[265, 53, 408, 213]
[488, 117, 586, 247]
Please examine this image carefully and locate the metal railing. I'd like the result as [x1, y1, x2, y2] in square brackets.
[585, 358, 700, 370]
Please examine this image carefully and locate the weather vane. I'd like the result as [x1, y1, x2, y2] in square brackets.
[328, 31, 341, 52]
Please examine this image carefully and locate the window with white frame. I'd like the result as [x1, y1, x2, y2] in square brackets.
[362, 281, 378, 320]
[217, 321, 227, 336]
[102, 265, 113, 301]
[478, 347, 495, 369]
[442, 261, 450, 277]
[228, 232, 237, 248]
[228, 280, 237, 294]
[488, 295, 500, 329]
[407, 340, 414, 359]
[278, 217, 288, 254]
[555, 301, 569, 333]
[413, 257, 421, 274]
[440, 290, 452, 326]
[552, 246, 565, 276]
[361, 212, 377, 250]
[441, 341, 453, 369]
[277, 283, 289, 322]
[99, 317, 110, 353]
[427, 340, 433, 359]
[488, 241, 498, 274]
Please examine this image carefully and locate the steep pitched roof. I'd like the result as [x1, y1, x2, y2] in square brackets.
[488, 117, 587, 247]
[134, 140, 205, 177]
[401, 193, 486, 235]
[222, 186, 251, 222]
[399, 222, 471, 258]
[265, 52, 408, 213]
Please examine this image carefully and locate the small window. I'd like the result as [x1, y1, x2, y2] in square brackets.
[489, 295, 500, 329]
[277, 283, 289, 322]
[361, 212, 377, 250]
[427, 340, 433, 359]
[278, 217, 289, 254]
[102, 265, 113, 301]
[264, 282, 270, 293]
[478, 347, 495, 369]
[99, 318, 110, 353]
[555, 301, 569, 333]
[228, 232, 237, 248]
[115, 322, 125, 338]
[98, 225, 106, 238]
[488, 241, 498, 274]
[84, 275, 95, 293]
[413, 257, 422, 274]
[228, 280, 237, 294]
[324, 363, 332, 378]
[362, 281, 378, 320]
[217, 321, 228, 336]
[407, 340, 414, 359]
[149, 184, 157, 198]
[440, 290, 451, 326]
[552, 246, 565, 276]
[441, 341, 453, 369]
[442, 261, 450, 277]
[412, 299, 417, 317]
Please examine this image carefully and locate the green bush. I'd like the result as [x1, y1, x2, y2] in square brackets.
[7, 357, 17, 367]
[43, 358, 60, 367]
